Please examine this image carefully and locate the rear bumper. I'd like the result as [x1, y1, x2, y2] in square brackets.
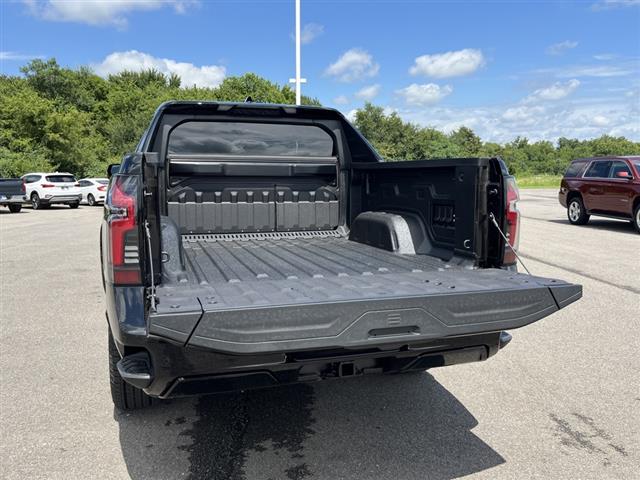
[118, 331, 507, 398]
[40, 194, 82, 204]
[558, 189, 567, 207]
[0, 194, 26, 204]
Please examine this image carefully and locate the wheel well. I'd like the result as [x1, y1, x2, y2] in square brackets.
[633, 196, 640, 212]
[566, 191, 582, 204]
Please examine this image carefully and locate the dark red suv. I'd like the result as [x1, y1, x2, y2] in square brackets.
[559, 156, 640, 233]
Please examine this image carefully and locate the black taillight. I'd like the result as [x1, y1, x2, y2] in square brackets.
[106, 175, 141, 285]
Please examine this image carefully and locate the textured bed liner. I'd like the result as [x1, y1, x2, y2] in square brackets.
[180, 233, 457, 286]
[148, 233, 582, 353]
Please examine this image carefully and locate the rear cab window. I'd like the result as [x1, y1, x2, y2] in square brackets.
[631, 160, 640, 176]
[46, 175, 76, 183]
[564, 161, 588, 178]
[168, 121, 335, 157]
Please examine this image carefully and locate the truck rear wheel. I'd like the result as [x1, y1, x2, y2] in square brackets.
[109, 329, 154, 411]
[633, 204, 640, 234]
[8, 204, 22, 213]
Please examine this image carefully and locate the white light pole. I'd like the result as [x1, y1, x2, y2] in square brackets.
[289, 0, 306, 105]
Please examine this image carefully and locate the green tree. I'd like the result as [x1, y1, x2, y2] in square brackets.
[2, 58, 640, 179]
[450, 126, 482, 156]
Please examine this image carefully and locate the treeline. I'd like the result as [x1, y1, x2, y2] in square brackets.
[1, 59, 639, 178]
[0, 59, 319, 177]
[353, 104, 640, 176]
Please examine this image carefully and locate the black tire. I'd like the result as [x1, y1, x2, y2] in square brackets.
[108, 329, 154, 411]
[567, 196, 589, 225]
[68, 202, 79, 209]
[87, 194, 96, 206]
[31, 192, 42, 210]
[633, 204, 640, 234]
[8, 204, 22, 213]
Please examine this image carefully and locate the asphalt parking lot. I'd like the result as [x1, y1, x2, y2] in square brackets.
[1, 189, 638, 480]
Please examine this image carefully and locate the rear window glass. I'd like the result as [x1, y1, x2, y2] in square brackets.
[168, 122, 334, 157]
[564, 161, 587, 178]
[609, 161, 632, 178]
[96, 179, 109, 185]
[584, 161, 611, 178]
[46, 175, 76, 183]
[632, 160, 640, 173]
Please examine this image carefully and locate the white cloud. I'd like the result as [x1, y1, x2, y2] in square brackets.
[591, 115, 610, 126]
[409, 49, 484, 78]
[295, 23, 324, 44]
[593, 53, 617, 60]
[345, 109, 358, 122]
[396, 83, 453, 105]
[525, 79, 581, 102]
[0, 51, 44, 61]
[325, 48, 380, 82]
[502, 105, 546, 125]
[558, 65, 634, 77]
[92, 50, 226, 88]
[22, 0, 197, 28]
[394, 95, 639, 143]
[546, 40, 578, 55]
[354, 84, 381, 101]
[591, 0, 640, 11]
[531, 61, 637, 79]
[333, 95, 350, 105]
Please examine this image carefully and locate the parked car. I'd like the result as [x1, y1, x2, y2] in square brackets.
[559, 156, 640, 233]
[0, 178, 26, 213]
[102, 101, 581, 410]
[22, 172, 83, 209]
[77, 178, 109, 206]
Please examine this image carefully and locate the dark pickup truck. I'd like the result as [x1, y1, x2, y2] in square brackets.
[102, 101, 582, 410]
[0, 178, 26, 213]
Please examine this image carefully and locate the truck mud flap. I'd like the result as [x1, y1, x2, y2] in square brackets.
[148, 270, 581, 354]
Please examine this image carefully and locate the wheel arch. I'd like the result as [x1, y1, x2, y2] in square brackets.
[566, 190, 583, 204]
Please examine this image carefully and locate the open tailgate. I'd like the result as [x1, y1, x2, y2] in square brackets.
[149, 268, 581, 354]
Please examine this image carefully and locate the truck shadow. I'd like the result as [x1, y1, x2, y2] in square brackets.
[116, 372, 504, 480]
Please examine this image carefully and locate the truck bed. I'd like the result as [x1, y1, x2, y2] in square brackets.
[149, 232, 581, 354]
[182, 232, 457, 289]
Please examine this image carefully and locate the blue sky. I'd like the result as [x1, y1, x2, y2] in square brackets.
[1, 0, 639, 142]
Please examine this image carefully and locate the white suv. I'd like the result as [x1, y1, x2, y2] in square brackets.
[22, 172, 83, 209]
